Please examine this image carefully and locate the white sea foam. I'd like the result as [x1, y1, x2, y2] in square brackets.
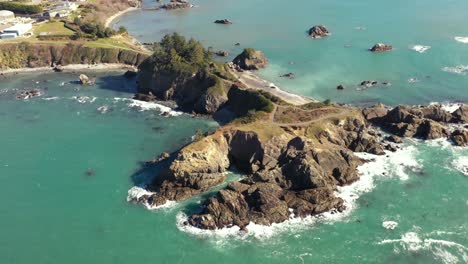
[72, 96, 97, 104]
[454, 37, 468, 44]
[410, 45, 431, 53]
[442, 65, 468, 75]
[378, 231, 468, 264]
[382, 221, 399, 230]
[127, 186, 176, 210]
[452, 156, 468, 176]
[429, 102, 463, 113]
[97, 105, 110, 114]
[408, 77, 420, 83]
[114, 97, 183, 116]
[42, 97, 59, 101]
[176, 145, 423, 240]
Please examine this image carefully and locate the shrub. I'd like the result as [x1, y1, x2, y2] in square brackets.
[0, 2, 43, 14]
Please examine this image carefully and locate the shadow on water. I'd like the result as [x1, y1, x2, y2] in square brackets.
[95, 74, 138, 94]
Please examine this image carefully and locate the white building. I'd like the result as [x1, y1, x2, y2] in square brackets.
[0, 10, 14, 22]
[1, 23, 32, 38]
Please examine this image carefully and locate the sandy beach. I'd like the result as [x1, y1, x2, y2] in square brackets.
[233, 70, 315, 106]
[105, 7, 139, 28]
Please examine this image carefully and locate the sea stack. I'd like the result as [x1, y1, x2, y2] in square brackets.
[370, 43, 393, 52]
[308, 25, 330, 38]
[232, 48, 269, 70]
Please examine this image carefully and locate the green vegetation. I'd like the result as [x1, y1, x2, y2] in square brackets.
[0, 42, 147, 69]
[141, 33, 213, 75]
[0, 2, 43, 14]
[228, 86, 275, 123]
[34, 22, 75, 36]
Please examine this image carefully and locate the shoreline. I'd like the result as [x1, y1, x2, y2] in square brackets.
[105, 7, 140, 28]
[234, 70, 316, 105]
[0, 63, 137, 75]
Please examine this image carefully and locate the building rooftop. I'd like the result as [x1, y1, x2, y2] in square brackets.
[0, 10, 14, 17]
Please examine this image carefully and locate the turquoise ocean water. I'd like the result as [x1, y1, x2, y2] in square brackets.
[1, 0, 467, 263]
[114, 0, 468, 105]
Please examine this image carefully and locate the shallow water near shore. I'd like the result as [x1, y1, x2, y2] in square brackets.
[0, 73, 467, 263]
[113, 0, 468, 105]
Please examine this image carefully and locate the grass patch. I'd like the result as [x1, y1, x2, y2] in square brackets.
[234, 121, 285, 141]
[34, 22, 75, 37]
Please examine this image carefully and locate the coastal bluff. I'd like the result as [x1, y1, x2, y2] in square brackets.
[0, 43, 148, 70]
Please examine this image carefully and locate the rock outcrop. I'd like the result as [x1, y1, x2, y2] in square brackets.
[363, 104, 467, 141]
[232, 48, 268, 70]
[134, 109, 388, 229]
[79, 74, 95, 85]
[161, 0, 192, 10]
[308, 25, 330, 38]
[370, 43, 393, 52]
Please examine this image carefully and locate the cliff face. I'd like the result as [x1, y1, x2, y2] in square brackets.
[135, 109, 378, 229]
[132, 102, 468, 230]
[0, 43, 148, 69]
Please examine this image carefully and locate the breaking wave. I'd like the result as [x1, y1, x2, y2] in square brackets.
[442, 65, 468, 75]
[176, 144, 423, 240]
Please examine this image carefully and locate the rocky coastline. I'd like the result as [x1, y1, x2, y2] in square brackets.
[127, 34, 468, 231]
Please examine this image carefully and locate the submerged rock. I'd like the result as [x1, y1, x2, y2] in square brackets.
[370, 43, 393, 52]
[16, 89, 42, 100]
[308, 25, 330, 38]
[214, 19, 233, 24]
[124, 70, 138, 78]
[232, 48, 268, 70]
[280, 72, 295, 79]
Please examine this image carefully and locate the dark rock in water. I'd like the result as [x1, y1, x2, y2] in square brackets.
[146, 152, 171, 164]
[234, 43, 240, 46]
[385, 135, 403, 144]
[308, 25, 330, 38]
[16, 89, 42, 100]
[79, 74, 95, 85]
[214, 50, 229, 57]
[360, 80, 378, 88]
[53, 66, 63, 72]
[124, 70, 138, 78]
[370, 43, 393, 52]
[232, 48, 268, 70]
[133, 92, 156, 102]
[450, 129, 468, 146]
[160, 0, 192, 10]
[280, 73, 295, 79]
[336, 85, 345, 90]
[214, 19, 233, 24]
[452, 105, 468, 123]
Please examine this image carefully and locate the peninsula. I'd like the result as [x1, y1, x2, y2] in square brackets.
[129, 34, 468, 230]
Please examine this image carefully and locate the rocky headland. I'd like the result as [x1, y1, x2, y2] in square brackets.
[129, 34, 468, 231]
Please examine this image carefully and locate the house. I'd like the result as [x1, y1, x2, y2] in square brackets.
[0, 23, 32, 38]
[0, 10, 14, 22]
[44, 1, 78, 18]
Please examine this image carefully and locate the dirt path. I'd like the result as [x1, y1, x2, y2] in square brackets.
[272, 107, 348, 127]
